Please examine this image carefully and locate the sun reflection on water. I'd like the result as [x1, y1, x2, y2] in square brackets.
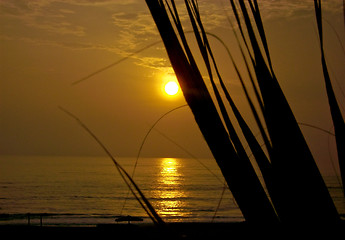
[152, 158, 189, 220]
[160, 158, 179, 185]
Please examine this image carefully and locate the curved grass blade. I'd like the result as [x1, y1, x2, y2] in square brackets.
[120, 104, 187, 214]
[59, 107, 164, 225]
[186, 0, 277, 217]
[230, 0, 339, 222]
[146, 0, 278, 223]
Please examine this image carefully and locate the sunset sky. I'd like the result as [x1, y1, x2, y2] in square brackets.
[1, 0, 344, 174]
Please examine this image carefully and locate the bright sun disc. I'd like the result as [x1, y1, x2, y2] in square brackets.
[164, 81, 179, 95]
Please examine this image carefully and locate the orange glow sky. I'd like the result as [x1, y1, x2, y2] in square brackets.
[0, 1, 344, 174]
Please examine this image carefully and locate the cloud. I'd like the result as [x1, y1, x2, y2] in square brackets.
[0, 0, 86, 37]
[245, 0, 342, 20]
[0, 0, 144, 39]
[1, 0, 342, 76]
[196, 0, 343, 28]
[0, 35, 119, 54]
[28, 21, 86, 37]
[0, 0, 156, 51]
[58, 8, 75, 14]
[135, 56, 169, 71]
[111, 11, 159, 50]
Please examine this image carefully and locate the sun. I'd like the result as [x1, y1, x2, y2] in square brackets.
[161, 71, 180, 98]
[164, 81, 179, 95]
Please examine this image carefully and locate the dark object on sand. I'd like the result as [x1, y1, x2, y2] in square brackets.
[115, 215, 143, 224]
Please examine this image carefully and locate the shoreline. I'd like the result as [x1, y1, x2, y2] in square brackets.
[1, 221, 344, 239]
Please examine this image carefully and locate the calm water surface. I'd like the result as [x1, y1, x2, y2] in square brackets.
[0, 155, 343, 225]
[0, 156, 239, 225]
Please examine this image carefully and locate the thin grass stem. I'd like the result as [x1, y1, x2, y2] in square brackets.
[59, 106, 164, 225]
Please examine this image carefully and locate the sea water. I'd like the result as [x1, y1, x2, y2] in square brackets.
[0, 155, 343, 226]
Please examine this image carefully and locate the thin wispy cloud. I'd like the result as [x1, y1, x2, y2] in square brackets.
[257, 0, 342, 19]
[0, 0, 342, 76]
[0, 1, 85, 37]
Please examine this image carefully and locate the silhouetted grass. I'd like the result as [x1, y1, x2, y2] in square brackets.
[65, 0, 343, 225]
[120, 104, 188, 215]
[233, 0, 339, 223]
[59, 107, 164, 225]
[146, 0, 278, 224]
[146, 0, 341, 224]
[71, 41, 161, 86]
[314, 0, 345, 197]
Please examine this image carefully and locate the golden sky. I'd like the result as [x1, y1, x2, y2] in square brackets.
[0, 0, 344, 173]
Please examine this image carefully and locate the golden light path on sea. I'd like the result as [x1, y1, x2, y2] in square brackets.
[152, 158, 189, 220]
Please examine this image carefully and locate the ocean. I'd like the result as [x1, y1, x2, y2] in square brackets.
[0, 155, 344, 226]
